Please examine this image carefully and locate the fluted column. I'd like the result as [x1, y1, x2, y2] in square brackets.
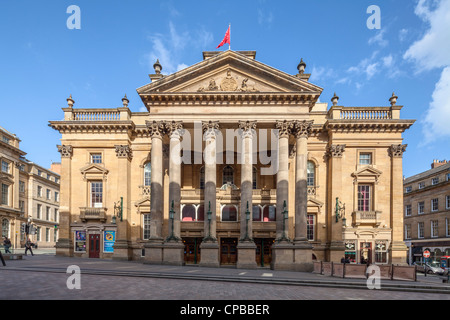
[166, 121, 183, 241]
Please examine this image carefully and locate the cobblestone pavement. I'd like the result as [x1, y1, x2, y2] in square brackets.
[1, 255, 449, 301]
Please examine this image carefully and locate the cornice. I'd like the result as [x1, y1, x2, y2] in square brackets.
[325, 119, 415, 133]
[48, 121, 135, 134]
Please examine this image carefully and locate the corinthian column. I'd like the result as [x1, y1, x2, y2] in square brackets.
[389, 144, 408, 265]
[199, 121, 220, 268]
[144, 120, 166, 264]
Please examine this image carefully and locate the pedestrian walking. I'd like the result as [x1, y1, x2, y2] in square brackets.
[3, 237, 12, 254]
[24, 238, 34, 256]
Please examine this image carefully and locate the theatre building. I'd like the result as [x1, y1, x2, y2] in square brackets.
[49, 50, 414, 269]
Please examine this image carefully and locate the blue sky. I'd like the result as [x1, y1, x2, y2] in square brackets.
[0, 0, 449, 177]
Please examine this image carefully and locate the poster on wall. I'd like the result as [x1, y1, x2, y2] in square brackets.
[103, 230, 116, 253]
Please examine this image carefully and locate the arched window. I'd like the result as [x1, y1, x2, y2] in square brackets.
[222, 205, 237, 221]
[223, 165, 234, 186]
[252, 205, 262, 221]
[307, 161, 315, 187]
[252, 166, 257, 189]
[144, 162, 151, 186]
[199, 166, 205, 190]
[2, 218, 9, 238]
[262, 206, 276, 222]
[182, 205, 196, 221]
[197, 204, 205, 221]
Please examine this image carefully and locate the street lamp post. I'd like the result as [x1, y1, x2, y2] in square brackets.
[166, 200, 179, 242]
[277, 200, 289, 242]
[203, 201, 215, 242]
[241, 201, 252, 242]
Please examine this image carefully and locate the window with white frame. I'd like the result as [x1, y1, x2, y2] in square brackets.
[405, 186, 412, 193]
[46, 189, 51, 200]
[37, 204, 42, 219]
[90, 153, 102, 164]
[221, 205, 237, 221]
[418, 182, 425, 189]
[1, 160, 9, 173]
[199, 166, 205, 190]
[446, 195, 450, 209]
[307, 214, 315, 241]
[143, 214, 151, 240]
[405, 205, 412, 216]
[405, 224, 411, 240]
[418, 222, 424, 239]
[446, 218, 450, 237]
[432, 177, 439, 185]
[55, 192, 59, 202]
[1, 184, 8, 205]
[375, 241, 387, 263]
[1, 219, 9, 238]
[222, 166, 234, 186]
[431, 198, 439, 212]
[19, 181, 25, 193]
[447, 173, 450, 181]
[358, 185, 371, 211]
[144, 162, 151, 186]
[54, 208, 59, 222]
[37, 186, 42, 197]
[307, 161, 315, 187]
[359, 153, 372, 165]
[431, 220, 439, 238]
[418, 202, 425, 215]
[90, 181, 103, 208]
[46, 206, 50, 221]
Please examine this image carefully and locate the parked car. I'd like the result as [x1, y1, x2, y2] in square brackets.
[413, 261, 446, 275]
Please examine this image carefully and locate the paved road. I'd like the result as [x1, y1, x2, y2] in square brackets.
[1, 255, 448, 302]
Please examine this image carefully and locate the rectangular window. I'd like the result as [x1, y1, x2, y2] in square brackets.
[359, 153, 372, 165]
[344, 241, 356, 263]
[37, 186, 42, 197]
[91, 153, 102, 164]
[405, 224, 411, 240]
[418, 222, 424, 239]
[46, 189, 51, 200]
[19, 200, 25, 212]
[405, 186, 412, 193]
[2, 136, 10, 144]
[37, 204, 42, 219]
[90, 181, 103, 208]
[431, 198, 439, 212]
[45, 228, 50, 242]
[418, 182, 425, 189]
[36, 227, 41, 242]
[375, 241, 387, 263]
[143, 214, 151, 240]
[446, 219, 450, 237]
[447, 173, 450, 181]
[1, 160, 9, 173]
[19, 181, 25, 193]
[432, 177, 439, 185]
[405, 205, 412, 216]
[446, 195, 450, 209]
[358, 185, 371, 211]
[1, 184, 8, 205]
[37, 169, 42, 176]
[54, 209, 59, 222]
[54, 229, 58, 243]
[431, 220, 439, 238]
[307, 214, 315, 241]
[55, 192, 59, 202]
[46, 207, 50, 221]
[418, 202, 425, 215]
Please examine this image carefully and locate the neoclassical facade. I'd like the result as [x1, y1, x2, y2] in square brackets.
[49, 50, 414, 269]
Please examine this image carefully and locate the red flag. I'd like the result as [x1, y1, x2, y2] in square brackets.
[216, 26, 230, 49]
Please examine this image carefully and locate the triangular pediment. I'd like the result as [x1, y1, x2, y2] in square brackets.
[80, 163, 109, 180]
[137, 50, 323, 95]
[351, 166, 382, 183]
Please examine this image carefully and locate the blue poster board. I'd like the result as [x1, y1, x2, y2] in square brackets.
[103, 231, 116, 253]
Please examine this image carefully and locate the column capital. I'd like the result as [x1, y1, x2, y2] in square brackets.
[115, 145, 133, 160]
[57, 145, 73, 158]
[202, 121, 220, 140]
[388, 144, 407, 158]
[327, 144, 346, 158]
[165, 121, 184, 139]
[238, 120, 257, 139]
[275, 120, 294, 138]
[146, 120, 166, 139]
[292, 120, 313, 139]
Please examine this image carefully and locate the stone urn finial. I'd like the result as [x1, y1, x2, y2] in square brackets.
[331, 92, 339, 106]
[297, 58, 306, 74]
[153, 59, 162, 74]
[67, 94, 74, 108]
[389, 92, 398, 106]
[122, 94, 129, 108]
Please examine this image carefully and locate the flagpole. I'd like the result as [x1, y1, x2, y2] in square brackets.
[229, 23, 231, 51]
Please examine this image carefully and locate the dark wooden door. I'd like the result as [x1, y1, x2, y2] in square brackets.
[89, 234, 100, 258]
[220, 238, 237, 265]
[255, 238, 274, 267]
[184, 238, 201, 264]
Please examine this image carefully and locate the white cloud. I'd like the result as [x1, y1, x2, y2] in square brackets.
[399, 28, 409, 42]
[257, 9, 274, 26]
[368, 29, 388, 47]
[309, 66, 335, 83]
[382, 55, 394, 68]
[403, 0, 450, 144]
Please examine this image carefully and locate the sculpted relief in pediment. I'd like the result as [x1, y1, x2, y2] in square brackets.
[195, 70, 261, 93]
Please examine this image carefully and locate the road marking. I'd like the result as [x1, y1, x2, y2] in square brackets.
[186, 269, 201, 273]
[262, 273, 273, 277]
[239, 272, 247, 275]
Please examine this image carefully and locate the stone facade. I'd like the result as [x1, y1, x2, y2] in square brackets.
[403, 161, 450, 264]
[0, 126, 60, 250]
[49, 50, 414, 268]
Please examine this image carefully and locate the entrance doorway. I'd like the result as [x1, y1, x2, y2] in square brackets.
[360, 242, 372, 264]
[89, 234, 100, 258]
[183, 238, 202, 264]
[220, 238, 238, 265]
[255, 238, 274, 267]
